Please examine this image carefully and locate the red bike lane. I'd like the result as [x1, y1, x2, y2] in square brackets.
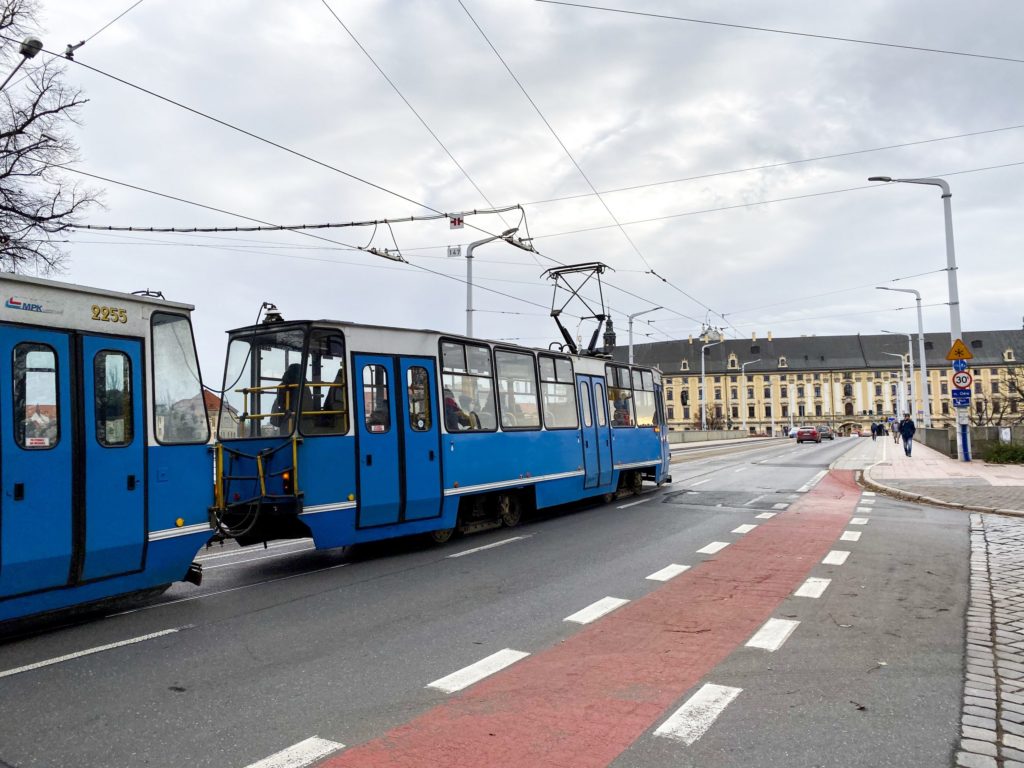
[320, 470, 861, 768]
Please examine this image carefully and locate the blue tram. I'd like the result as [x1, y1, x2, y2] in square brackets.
[0, 274, 211, 624]
[212, 316, 671, 548]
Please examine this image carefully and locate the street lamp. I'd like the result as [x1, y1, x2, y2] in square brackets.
[740, 358, 760, 434]
[869, 175, 969, 460]
[0, 37, 43, 92]
[700, 331, 724, 431]
[627, 307, 661, 364]
[878, 286, 931, 427]
[882, 329, 915, 419]
[464, 227, 531, 336]
[882, 352, 907, 415]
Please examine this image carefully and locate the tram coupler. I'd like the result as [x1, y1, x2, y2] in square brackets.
[184, 561, 203, 586]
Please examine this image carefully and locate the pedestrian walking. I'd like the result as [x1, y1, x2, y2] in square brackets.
[898, 413, 917, 457]
[870, 421, 878, 441]
[891, 420, 900, 444]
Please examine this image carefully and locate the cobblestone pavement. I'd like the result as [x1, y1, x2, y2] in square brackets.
[959, 513, 1024, 767]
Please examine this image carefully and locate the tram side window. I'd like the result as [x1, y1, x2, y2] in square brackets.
[633, 368, 656, 427]
[594, 382, 608, 427]
[407, 366, 432, 432]
[220, 328, 306, 439]
[362, 365, 391, 432]
[606, 365, 635, 427]
[539, 355, 578, 429]
[301, 330, 348, 436]
[12, 344, 59, 450]
[152, 312, 209, 444]
[440, 340, 496, 431]
[495, 349, 541, 430]
[94, 351, 133, 447]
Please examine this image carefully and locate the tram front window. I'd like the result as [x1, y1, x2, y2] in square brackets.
[220, 327, 307, 439]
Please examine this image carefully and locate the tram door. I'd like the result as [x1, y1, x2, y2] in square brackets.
[0, 328, 74, 597]
[399, 358, 442, 521]
[79, 336, 146, 580]
[578, 376, 612, 489]
[354, 355, 401, 527]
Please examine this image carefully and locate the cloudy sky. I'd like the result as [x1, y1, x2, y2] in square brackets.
[23, 0, 1024, 379]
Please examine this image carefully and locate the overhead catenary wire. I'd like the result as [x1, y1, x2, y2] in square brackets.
[537, 1, 1024, 66]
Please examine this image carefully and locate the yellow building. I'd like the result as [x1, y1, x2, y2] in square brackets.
[622, 330, 1024, 435]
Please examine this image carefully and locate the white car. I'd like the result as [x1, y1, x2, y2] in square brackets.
[787, 426, 799, 438]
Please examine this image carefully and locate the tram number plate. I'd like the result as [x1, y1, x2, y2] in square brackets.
[91, 305, 128, 323]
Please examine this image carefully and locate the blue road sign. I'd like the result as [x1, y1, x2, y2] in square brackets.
[952, 390, 972, 408]
[952, 359, 968, 372]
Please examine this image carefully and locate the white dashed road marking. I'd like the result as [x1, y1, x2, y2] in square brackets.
[860, 498, 876, 505]
[755, 512, 776, 519]
[697, 541, 730, 555]
[447, 536, 529, 559]
[617, 498, 652, 510]
[796, 470, 828, 493]
[795, 577, 831, 598]
[841, 531, 862, 542]
[772, 503, 789, 510]
[744, 495, 765, 506]
[564, 597, 630, 625]
[734, 466, 748, 473]
[850, 517, 869, 525]
[426, 649, 531, 693]
[745, 618, 800, 652]
[243, 737, 344, 768]
[690, 479, 712, 487]
[731, 524, 757, 534]
[823, 550, 850, 565]
[646, 564, 691, 582]
[856, 506, 873, 514]
[862, 491, 876, 497]
[654, 683, 743, 745]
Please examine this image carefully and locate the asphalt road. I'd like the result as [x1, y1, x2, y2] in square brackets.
[0, 436, 966, 768]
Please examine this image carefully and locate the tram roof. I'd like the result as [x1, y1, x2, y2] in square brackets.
[1, 273, 195, 311]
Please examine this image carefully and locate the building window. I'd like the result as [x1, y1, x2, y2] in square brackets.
[765, 405, 772, 417]
[728, 356, 738, 369]
[747, 387, 754, 400]
[814, 386, 821, 397]
[875, 384, 882, 397]
[975, 382, 983, 394]
[681, 360, 689, 371]
[682, 391, 689, 406]
[798, 405, 806, 417]
[992, 381, 1000, 394]
[942, 401, 950, 415]
[715, 387, 721, 401]
[731, 387, 738, 399]
[779, 356, 788, 368]
[666, 389, 674, 401]
[1006, 350, 1016, 362]
[971, 339, 983, 349]
[763, 387, 771, 399]
[748, 405, 755, 418]
[714, 376, 721, 383]
[731, 406, 738, 418]
[815, 404, 822, 416]
[797, 386, 805, 398]
[844, 383, 854, 397]
[941, 382, 948, 395]
[782, 405, 789, 417]
[667, 405, 675, 420]
[683, 406, 690, 419]
[1011, 399, 1019, 414]
[845, 402, 854, 416]
[781, 385, 788, 398]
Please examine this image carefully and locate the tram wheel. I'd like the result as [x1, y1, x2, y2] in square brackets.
[498, 493, 522, 528]
[428, 526, 456, 545]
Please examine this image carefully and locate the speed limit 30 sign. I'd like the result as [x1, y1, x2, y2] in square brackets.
[952, 371, 973, 389]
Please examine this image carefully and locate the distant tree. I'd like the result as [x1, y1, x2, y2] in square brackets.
[970, 366, 1024, 427]
[691, 410, 725, 430]
[0, 0, 97, 273]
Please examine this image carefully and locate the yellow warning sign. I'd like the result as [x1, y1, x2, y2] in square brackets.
[946, 338, 974, 361]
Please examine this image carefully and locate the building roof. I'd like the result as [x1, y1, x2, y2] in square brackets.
[615, 329, 1024, 375]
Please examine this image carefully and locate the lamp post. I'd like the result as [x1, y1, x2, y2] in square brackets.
[627, 307, 661, 364]
[740, 358, 760, 434]
[465, 227, 528, 336]
[0, 37, 43, 92]
[882, 352, 906, 415]
[878, 287, 931, 427]
[869, 175, 969, 460]
[700, 334, 723, 431]
[883, 329, 915, 419]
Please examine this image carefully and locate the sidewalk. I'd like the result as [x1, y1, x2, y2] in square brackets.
[860, 437, 1024, 516]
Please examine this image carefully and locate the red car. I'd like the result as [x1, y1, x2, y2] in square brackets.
[796, 425, 821, 444]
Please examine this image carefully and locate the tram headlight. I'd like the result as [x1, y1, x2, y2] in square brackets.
[282, 470, 294, 495]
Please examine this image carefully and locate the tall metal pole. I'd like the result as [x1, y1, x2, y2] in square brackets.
[882, 352, 905, 415]
[883, 330, 915, 418]
[869, 175, 969, 459]
[627, 307, 661, 364]
[740, 358, 760, 434]
[700, 338, 723, 431]
[465, 228, 523, 337]
[878, 288, 931, 427]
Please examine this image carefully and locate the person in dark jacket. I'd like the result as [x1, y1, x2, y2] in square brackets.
[898, 414, 917, 457]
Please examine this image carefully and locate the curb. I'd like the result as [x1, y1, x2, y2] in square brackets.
[858, 466, 1024, 519]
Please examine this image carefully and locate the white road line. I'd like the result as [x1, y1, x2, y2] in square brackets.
[204, 544, 317, 570]
[823, 550, 850, 565]
[731, 524, 758, 534]
[794, 577, 831, 598]
[862, 491, 876, 497]
[796, 470, 828, 493]
[840, 531, 862, 542]
[447, 536, 528, 559]
[108, 563, 350, 616]
[859, 498, 876, 505]
[772, 502, 789, 510]
[647, 564, 691, 582]
[755, 512, 776, 519]
[697, 541, 730, 555]
[617, 498, 652, 510]
[244, 737, 344, 768]
[734, 466, 748, 473]
[0, 627, 185, 679]
[564, 596, 630, 624]
[743, 495, 765, 506]
[426, 649, 530, 693]
[745, 618, 800, 652]
[690, 479, 712, 487]
[856, 506, 873, 514]
[850, 517, 869, 525]
[654, 683, 743, 745]
[196, 539, 311, 562]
